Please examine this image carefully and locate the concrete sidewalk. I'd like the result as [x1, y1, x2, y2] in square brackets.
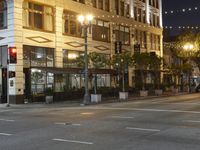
[0, 92, 192, 109]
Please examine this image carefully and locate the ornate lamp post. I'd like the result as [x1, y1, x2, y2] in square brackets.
[183, 43, 194, 93]
[78, 14, 93, 105]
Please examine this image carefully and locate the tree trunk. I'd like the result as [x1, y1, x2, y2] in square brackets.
[141, 70, 145, 90]
[122, 70, 125, 92]
[94, 74, 97, 94]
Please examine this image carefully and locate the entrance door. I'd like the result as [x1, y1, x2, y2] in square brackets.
[23, 68, 31, 101]
[1, 68, 7, 103]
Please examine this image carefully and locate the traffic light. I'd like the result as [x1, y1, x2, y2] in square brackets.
[9, 71, 16, 78]
[134, 44, 140, 54]
[115, 41, 122, 54]
[8, 47, 17, 64]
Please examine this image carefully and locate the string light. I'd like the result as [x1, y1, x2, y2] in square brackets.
[164, 26, 200, 30]
[164, 6, 199, 15]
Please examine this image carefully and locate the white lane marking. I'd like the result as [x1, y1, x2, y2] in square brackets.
[55, 122, 81, 126]
[87, 107, 200, 114]
[12, 112, 22, 114]
[0, 133, 12, 136]
[0, 110, 12, 113]
[185, 120, 200, 123]
[52, 138, 93, 145]
[0, 119, 15, 122]
[126, 127, 160, 132]
[111, 116, 134, 119]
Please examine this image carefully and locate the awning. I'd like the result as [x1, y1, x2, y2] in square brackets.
[31, 67, 117, 75]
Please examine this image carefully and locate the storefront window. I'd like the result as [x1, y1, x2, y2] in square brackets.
[31, 69, 54, 94]
[0, 0, 7, 29]
[23, 45, 54, 68]
[63, 49, 84, 68]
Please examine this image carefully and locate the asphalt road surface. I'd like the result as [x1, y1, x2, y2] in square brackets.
[0, 93, 200, 150]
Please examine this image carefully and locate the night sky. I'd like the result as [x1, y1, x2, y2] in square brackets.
[162, 0, 200, 35]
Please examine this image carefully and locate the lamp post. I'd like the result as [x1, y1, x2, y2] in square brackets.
[78, 14, 93, 105]
[183, 43, 194, 93]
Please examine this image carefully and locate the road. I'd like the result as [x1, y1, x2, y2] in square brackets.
[0, 93, 200, 150]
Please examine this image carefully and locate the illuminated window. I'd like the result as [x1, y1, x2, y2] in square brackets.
[63, 50, 84, 68]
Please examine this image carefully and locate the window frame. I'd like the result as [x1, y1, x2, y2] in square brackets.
[0, 0, 7, 29]
[22, 0, 55, 32]
[63, 10, 82, 38]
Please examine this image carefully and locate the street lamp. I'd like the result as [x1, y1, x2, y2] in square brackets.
[183, 43, 194, 93]
[183, 43, 194, 51]
[78, 14, 93, 105]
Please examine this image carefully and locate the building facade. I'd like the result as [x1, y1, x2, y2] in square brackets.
[0, 0, 163, 104]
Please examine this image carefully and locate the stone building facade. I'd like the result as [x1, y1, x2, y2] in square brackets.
[0, 0, 163, 103]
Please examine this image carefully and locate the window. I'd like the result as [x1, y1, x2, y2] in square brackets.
[92, 19, 110, 42]
[0, 0, 7, 29]
[23, 45, 54, 68]
[105, 0, 110, 11]
[63, 50, 84, 68]
[120, 1, 124, 16]
[0, 46, 7, 67]
[73, 0, 85, 4]
[98, 0, 103, 10]
[63, 10, 82, 37]
[114, 25, 130, 45]
[135, 30, 147, 48]
[23, 1, 54, 32]
[92, 0, 110, 12]
[92, 0, 97, 8]
[150, 34, 160, 50]
[134, 6, 146, 23]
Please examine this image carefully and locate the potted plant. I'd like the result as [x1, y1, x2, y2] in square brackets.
[45, 87, 53, 104]
[110, 52, 134, 100]
[89, 52, 107, 103]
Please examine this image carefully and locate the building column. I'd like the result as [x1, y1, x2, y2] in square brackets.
[55, 6, 63, 68]
[128, 28, 136, 87]
[158, 0, 163, 28]
[7, 0, 24, 104]
[146, 31, 151, 52]
[129, 0, 134, 18]
[145, 0, 150, 24]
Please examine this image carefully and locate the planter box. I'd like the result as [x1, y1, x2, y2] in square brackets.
[155, 89, 163, 95]
[91, 94, 102, 103]
[119, 92, 128, 100]
[45, 95, 53, 104]
[140, 90, 148, 97]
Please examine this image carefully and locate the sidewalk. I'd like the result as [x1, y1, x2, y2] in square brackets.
[0, 92, 192, 109]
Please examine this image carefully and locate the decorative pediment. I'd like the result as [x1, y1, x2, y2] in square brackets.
[94, 45, 109, 51]
[65, 41, 84, 48]
[27, 36, 52, 43]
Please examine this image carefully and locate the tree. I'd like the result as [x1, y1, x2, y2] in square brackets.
[89, 52, 107, 94]
[133, 52, 150, 90]
[175, 31, 200, 70]
[110, 52, 134, 92]
[149, 54, 163, 89]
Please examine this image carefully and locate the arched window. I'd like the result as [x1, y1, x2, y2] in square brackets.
[0, 0, 7, 29]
